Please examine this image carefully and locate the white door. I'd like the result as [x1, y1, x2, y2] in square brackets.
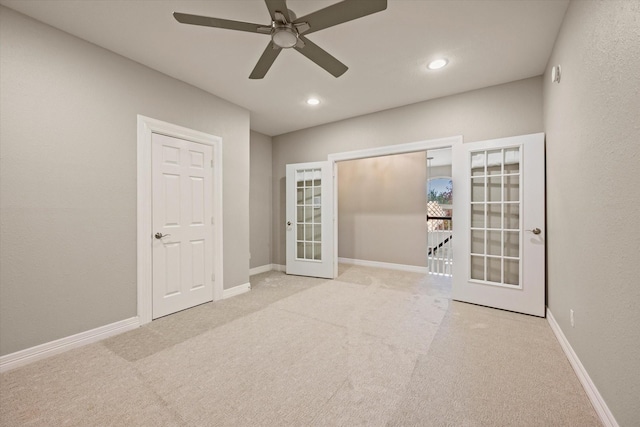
[286, 161, 335, 278]
[152, 133, 214, 318]
[452, 133, 546, 317]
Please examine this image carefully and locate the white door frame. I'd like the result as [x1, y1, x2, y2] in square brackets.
[327, 135, 463, 277]
[137, 115, 223, 325]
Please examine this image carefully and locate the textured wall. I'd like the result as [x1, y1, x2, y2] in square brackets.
[0, 7, 250, 356]
[272, 77, 543, 265]
[543, 1, 640, 425]
[249, 131, 272, 269]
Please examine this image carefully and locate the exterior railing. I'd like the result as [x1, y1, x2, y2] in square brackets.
[427, 216, 453, 276]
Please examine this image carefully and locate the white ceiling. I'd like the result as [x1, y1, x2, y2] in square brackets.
[0, 0, 569, 136]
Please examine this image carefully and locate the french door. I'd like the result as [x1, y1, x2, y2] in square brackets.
[452, 133, 546, 317]
[285, 161, 335, 279]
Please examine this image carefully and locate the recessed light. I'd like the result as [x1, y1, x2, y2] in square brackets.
[306, 98, 320, 105]
[427, 58, 448, 70]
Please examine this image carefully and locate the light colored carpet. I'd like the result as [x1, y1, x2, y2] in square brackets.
[0, 265, 600, 426]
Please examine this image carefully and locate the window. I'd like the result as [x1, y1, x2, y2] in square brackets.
[428, 177, 452, 216]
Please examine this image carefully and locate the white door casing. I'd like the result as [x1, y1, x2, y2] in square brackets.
[152, 133, 213, 319]
[452, 133, 546, 317]
[286, 161, 335, 279]
[137, 115, 223, 325]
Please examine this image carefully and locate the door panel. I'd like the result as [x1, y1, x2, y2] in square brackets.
[152, 133, 213, 318]
[286, 161, 335, 278]
[452, 133, 545, 316]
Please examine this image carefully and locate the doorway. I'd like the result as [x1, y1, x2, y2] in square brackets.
[328, 136, 462, 277]
[286, 133, 546, 317]
[335, 147, 454, 278]
[337, 151, 432, 271]
[426, 148, 453, 276]
[137, 116, 223, 325]
[284, 137, 460, 279]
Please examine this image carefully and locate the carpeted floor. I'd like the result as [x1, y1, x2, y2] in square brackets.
[0, 265, 600, 426]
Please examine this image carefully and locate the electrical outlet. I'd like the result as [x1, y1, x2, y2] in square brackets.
[570, 309, 575, 327]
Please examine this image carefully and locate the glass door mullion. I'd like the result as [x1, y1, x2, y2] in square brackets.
[500, 149, 505, 285]
[483, 150, 488, 282]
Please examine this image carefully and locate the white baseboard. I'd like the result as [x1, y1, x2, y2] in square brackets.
[249, 264, 287, 275]
[222, 282, 251, 299]
[0, 317, 140, 373]
[249, 264, 273, 275]
[547, 309, 619, 427]
[338, 257, 429, 274]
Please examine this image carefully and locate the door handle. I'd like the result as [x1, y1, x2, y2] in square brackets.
[155, 232, 171, 239]
[525, 228, 541, 235]
[287, 221, 292, 226]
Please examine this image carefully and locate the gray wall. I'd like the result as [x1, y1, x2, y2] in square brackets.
[249, 131, 272, 269]
[338, 152, 427, 266]
[0, 7, 250, 356]
[543, 1, 640, 425]
[272, 76, 543, 265]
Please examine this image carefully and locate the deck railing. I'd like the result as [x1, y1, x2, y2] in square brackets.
[427, 216, 453, 276]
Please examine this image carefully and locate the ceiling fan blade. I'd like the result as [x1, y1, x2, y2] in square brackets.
[173, 12, 264, 33]
[296, 0, 387, 35]
[264, 0, 291, 22]
[249, 42, 282, 79]
[295, 36, 348, 78]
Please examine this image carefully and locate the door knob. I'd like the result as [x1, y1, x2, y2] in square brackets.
[287, 221, 292, 226]
[525, 228, 541, 235]
[155, 232, 171, 239]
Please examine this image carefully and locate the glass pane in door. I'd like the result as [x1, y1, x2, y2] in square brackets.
[468, 147, 522, 287]
[295, 168, 322, 261]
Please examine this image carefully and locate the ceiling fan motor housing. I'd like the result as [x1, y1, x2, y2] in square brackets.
[271, 23, 298, 49]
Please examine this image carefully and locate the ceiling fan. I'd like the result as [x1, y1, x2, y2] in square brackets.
[173, 0, 387, 79]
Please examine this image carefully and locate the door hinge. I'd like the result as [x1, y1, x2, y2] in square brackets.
[211, 159, 213, 168]
[211, 217, 214, 225]
[212, 273, 215, 282]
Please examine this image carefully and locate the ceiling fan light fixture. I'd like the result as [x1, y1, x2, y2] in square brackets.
[427, 58, 448, 70]
[272, 26, 298, 48]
